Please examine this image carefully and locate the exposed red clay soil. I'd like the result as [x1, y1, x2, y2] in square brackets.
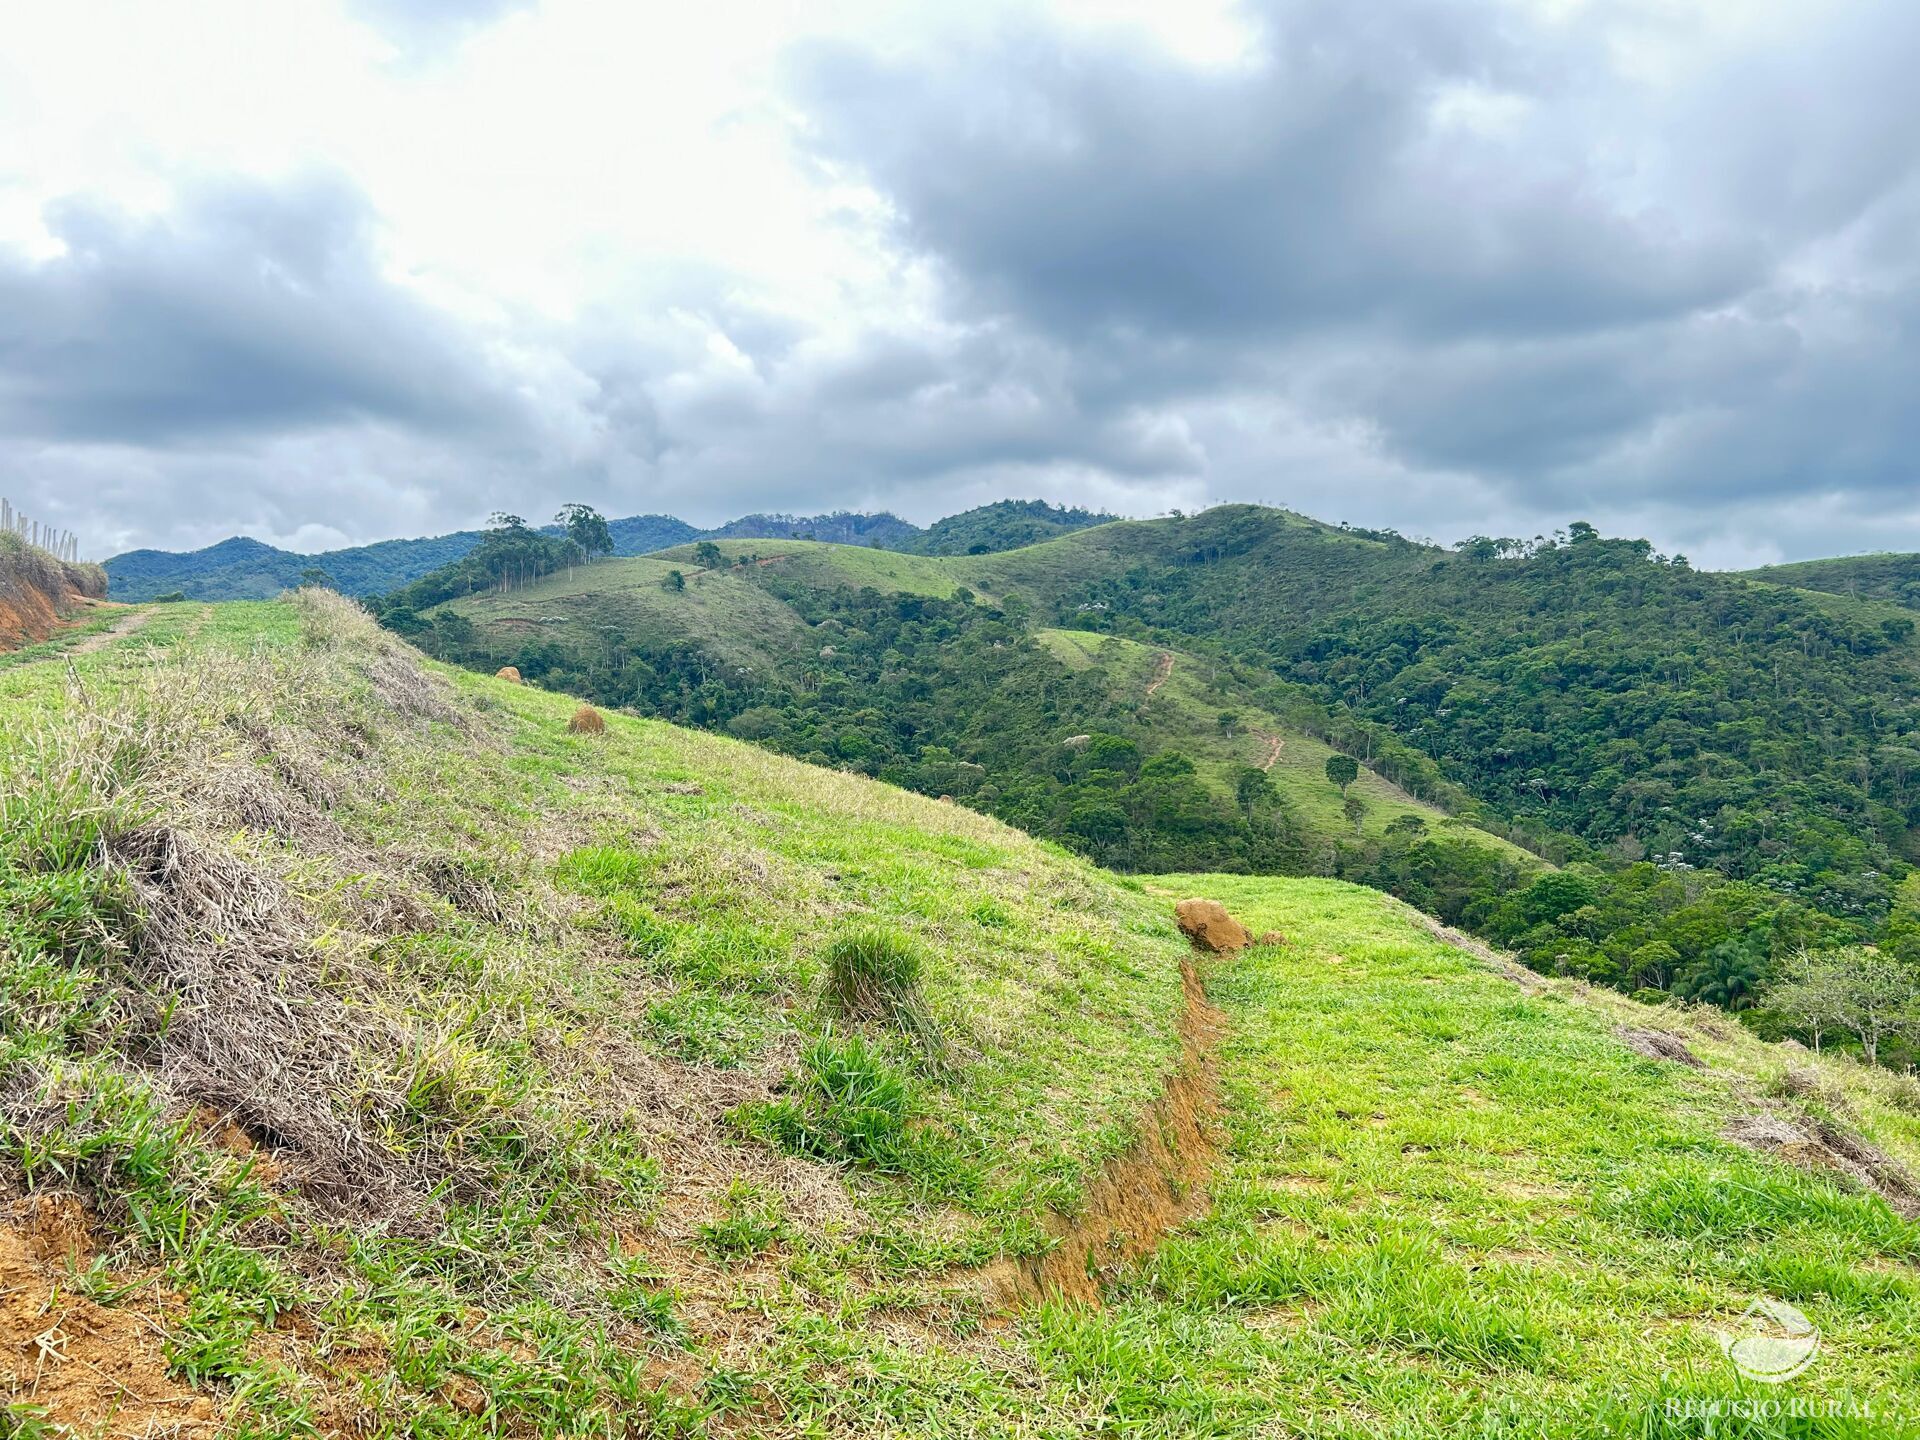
[0, 1193, 222, 1435]
[0, 588, 108, 653]
[980, 956, 1225, 1308]
[1175, 897, 1253, 954]
[0, 592, 58, 650]
[1143, 649, 1175, 699]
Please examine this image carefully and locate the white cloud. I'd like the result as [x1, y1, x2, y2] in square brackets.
[0, 0, 1915, 562]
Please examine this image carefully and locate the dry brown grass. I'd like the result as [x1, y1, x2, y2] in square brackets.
[106, 821, 424, 1209]
[978, 956, 1224, 1309]
[0, 594, 579, 1231]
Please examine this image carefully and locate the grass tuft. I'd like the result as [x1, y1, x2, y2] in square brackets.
[822, 924, 947, 1063]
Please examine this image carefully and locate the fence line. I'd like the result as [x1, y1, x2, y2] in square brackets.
[0, 497, 82, 563]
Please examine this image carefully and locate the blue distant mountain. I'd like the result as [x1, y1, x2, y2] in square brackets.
[102, 501, 1120, 601]
[105, 516, 697, 601]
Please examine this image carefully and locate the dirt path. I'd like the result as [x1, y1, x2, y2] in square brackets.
[1144, 649, 1174, 699]
[1251, 728, 1284, 771]
[69, 606, 151, 655]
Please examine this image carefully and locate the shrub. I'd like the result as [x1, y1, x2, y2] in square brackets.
[825, 925, 922, 1016]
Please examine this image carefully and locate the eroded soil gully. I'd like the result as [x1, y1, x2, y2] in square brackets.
[980, 956, 1227, 1309]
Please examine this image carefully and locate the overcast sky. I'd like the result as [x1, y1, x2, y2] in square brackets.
[2, 0, 1916, 566]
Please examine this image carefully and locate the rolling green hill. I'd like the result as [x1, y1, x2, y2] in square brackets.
[433, 554, 810, 675]
[964, 508, 1920, 890]
[3, 599, 1916, 1434]
[408, 536, 1534, 900]
[382, 509, 1920, 1033]
[1740, 553, 1920, 612]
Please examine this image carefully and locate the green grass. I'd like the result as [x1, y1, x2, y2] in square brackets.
[0, 592, 1185, 1434]
[436, 537, 997, 676]
[1114, 873, 1920, 1436]
[655, 537, 980, 601]
[3, 601, 1917, 1435]
[439, 553, 810, 672]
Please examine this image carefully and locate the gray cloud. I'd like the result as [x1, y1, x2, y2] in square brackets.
[787, 0, 1920, 556]
[0, 174, 512, 445]
[791, 0, 1763, 346]
[8, 1, 1920, 568]
[0, 170, 1200, 557]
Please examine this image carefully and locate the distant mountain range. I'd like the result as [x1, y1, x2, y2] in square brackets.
[102, 500, 1118, 601]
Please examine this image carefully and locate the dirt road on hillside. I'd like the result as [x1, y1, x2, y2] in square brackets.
[1251, 729, 1284, 771]
[1145, 650, 1174, 698]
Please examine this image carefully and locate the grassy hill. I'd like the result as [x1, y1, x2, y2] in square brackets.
[1740, 554, 1920, 612]
[400, 512, 1920, 1026]
[1034, 628, 1539, 873]
[418, 537, 1532, 893]
[438, 554, 810, 675]
[2, 600, 1916, 1434]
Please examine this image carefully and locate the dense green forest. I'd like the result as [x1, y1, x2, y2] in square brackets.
[1006, 509, 1920, 912]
